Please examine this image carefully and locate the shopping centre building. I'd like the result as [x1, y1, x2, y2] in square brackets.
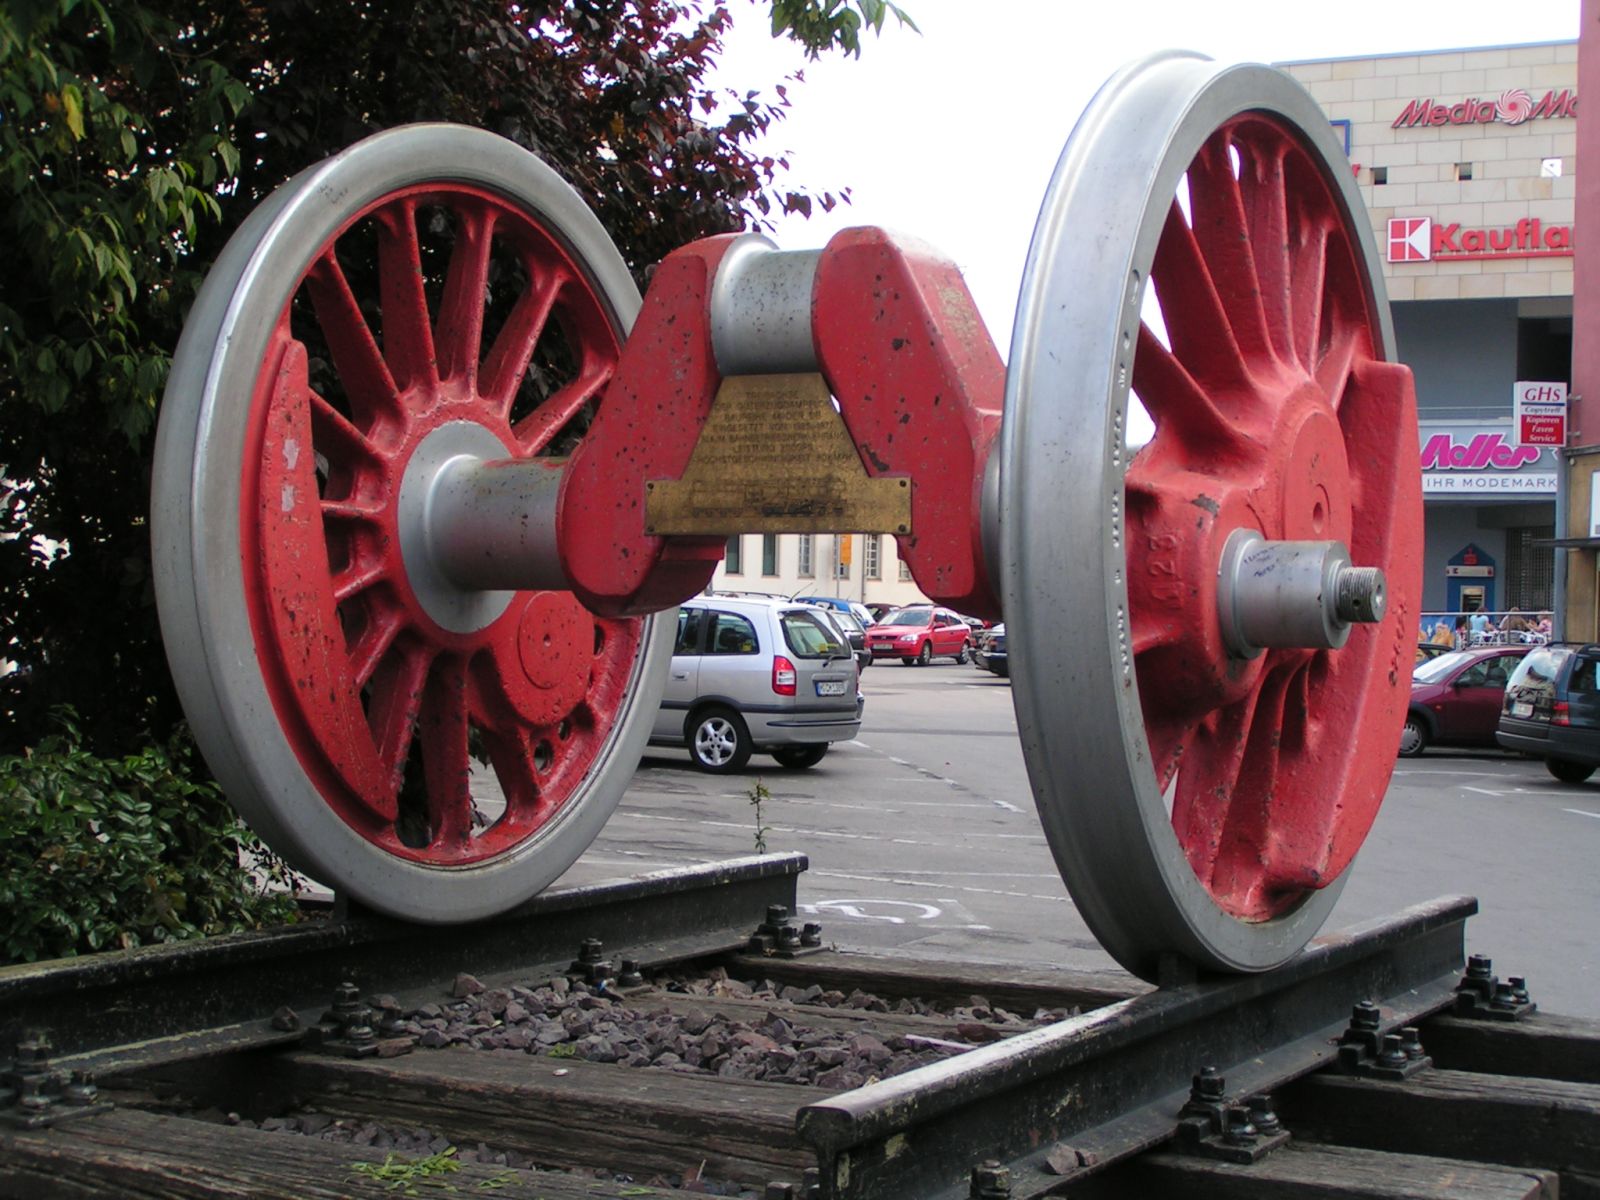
[707, 41, 1580, 624]
[1284, 42, 1577, 624]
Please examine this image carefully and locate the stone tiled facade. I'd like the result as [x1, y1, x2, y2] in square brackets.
[1284, 42, 1577, 302]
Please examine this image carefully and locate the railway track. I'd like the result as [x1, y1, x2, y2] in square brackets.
[3, 857, 1595, 1199]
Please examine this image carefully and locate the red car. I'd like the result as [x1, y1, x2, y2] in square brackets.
[865, 606, 974, 666]
[1402, 645, 1531, 757]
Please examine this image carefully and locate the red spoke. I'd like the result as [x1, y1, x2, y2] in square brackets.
[376, 199, 437, 393]
[1184, 132, 1275, 370]
[1170, 683, 1262, 884]
[513, 361, 615, 454]
[1233, 132, 1294, 365]
[484, 728, 546, 824]
[1131, 323, 1246, 456]
[434, 203, 498, 389]
[367, 645, 430, 796]
[1144, 710, 1196, 795]
[306, 249, 401, 429]
[1316, 323, 1362, 411]
[347, 607, 405, 690]
[1209, 665, 1299, 908]
[320, 495, 385, 524]
[309, 390, 379, 467]
[332, 559, 385, 605]
[1151, 201, 1253, 396]
[482, 270, 566, 419]
[420, 657, 473, 847]
[1287, 214, 1331, 374]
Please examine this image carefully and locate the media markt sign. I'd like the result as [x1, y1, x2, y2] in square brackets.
[1418, 422, 1556, 495]
[1514, 380, 1567, 447]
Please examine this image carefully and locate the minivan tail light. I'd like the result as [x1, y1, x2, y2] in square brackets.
[1553, 701, 1571, 726]
[772, 655, 797, 696]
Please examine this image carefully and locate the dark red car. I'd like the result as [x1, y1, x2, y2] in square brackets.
[865, 605, 974, 666]
[1402, 645, 1531, 757]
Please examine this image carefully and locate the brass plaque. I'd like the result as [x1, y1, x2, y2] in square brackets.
[646, 373, 912, 535]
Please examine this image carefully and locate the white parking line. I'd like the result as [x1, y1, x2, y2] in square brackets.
[809, 867, 1068, 904]
[1462, 786, 1508, 797]
[1563, 808, 1600, 821]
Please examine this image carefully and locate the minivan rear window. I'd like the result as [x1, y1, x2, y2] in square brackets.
[781, 610, 848, 659]
[1506, 646, 1569, 699]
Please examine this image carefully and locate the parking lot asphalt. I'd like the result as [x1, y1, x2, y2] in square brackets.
[559, 659, 1600, 1018]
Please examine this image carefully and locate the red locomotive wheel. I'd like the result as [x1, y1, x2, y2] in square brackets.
[1004, 55, 1422, 977]
[154, 127, 672, 921]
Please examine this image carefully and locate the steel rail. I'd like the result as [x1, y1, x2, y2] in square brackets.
[0, 854, 805, 1072]
[798, 895, 1477, 1199]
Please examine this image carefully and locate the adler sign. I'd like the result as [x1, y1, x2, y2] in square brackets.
[1419, 426, 1556, 495]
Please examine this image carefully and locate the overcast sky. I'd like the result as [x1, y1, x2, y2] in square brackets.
[711, 0, 1582, 353]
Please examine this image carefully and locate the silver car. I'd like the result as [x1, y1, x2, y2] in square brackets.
[652, 596, 863, 772]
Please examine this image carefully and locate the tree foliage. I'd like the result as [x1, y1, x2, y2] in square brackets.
[0, 0, 903, 757]
[0, 710, 302, 962]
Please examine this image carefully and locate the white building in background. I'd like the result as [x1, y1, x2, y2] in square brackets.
[707, 532, 930, 612]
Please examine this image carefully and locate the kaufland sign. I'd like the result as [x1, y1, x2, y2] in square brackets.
[1392, 87, 1577, 128]
[1387, 216, 1573, 263]
[1419, 424, 1555, 495]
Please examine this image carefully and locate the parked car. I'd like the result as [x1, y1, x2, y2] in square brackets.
[1497, 643, 1600, 783]
[865, 605, 974, 665]
[810, 604, 871, 670]
[1415, 641, 1451, 666]
[798, 595, 876, 631]
[1401, 645, 1531, 757]
[652, 596, 863, 773]
[974, 623, 1008, 677]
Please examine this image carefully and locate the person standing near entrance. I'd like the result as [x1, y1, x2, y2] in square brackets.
[1469, 610, 1491, 640]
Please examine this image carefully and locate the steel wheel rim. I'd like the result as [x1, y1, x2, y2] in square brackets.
[1003, 54, 1419, 977]
[153, 125, 671, 922]
[1399, 720, 1423, 756]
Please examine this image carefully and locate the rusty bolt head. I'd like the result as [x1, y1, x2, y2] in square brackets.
[1223, 1106, 1259, 1146]
[1349, 1000, 1381, 1031]
[577, 938, 605, 964]
[801, 922, 823, 947]
[63, 1070, 99, 1106]
[766, 904, 792, 926]
[1509, 976, 1531, 1004]
[15, 1029, 54, 1067]
[970, 1159, 1012, 1199]
[1191, 1065, 1225, 1102]
[1378, 1034, 1408, 1068]
[1399, 1026, 1426, 1060]
[1246, 1094, 1282, 1136]
[1466, 954, 1494, 980]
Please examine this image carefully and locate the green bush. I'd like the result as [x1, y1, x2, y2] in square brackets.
[0, 712, 302, 963]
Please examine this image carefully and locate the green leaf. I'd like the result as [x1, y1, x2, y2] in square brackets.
[60, 84, 84, 140]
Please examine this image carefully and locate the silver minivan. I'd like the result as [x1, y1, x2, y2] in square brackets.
[651, 596, 863, 772]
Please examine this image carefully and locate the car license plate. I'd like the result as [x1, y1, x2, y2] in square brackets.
[1513, 701, 1533, 718]
[816, 680, 847, 696]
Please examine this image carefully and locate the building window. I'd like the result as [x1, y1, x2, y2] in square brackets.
[1371, 166, 1387, 186]
[834, 535, 851, 580]
[725, 535, 742, 575]
[865, 534, 882, 580]
[1454, 162, 1473, 182]
[798, 534, 814, 578]
[761, 534, 778, 576]
[1506, 526, 1555, 613]
[898, 559, 912, 582]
